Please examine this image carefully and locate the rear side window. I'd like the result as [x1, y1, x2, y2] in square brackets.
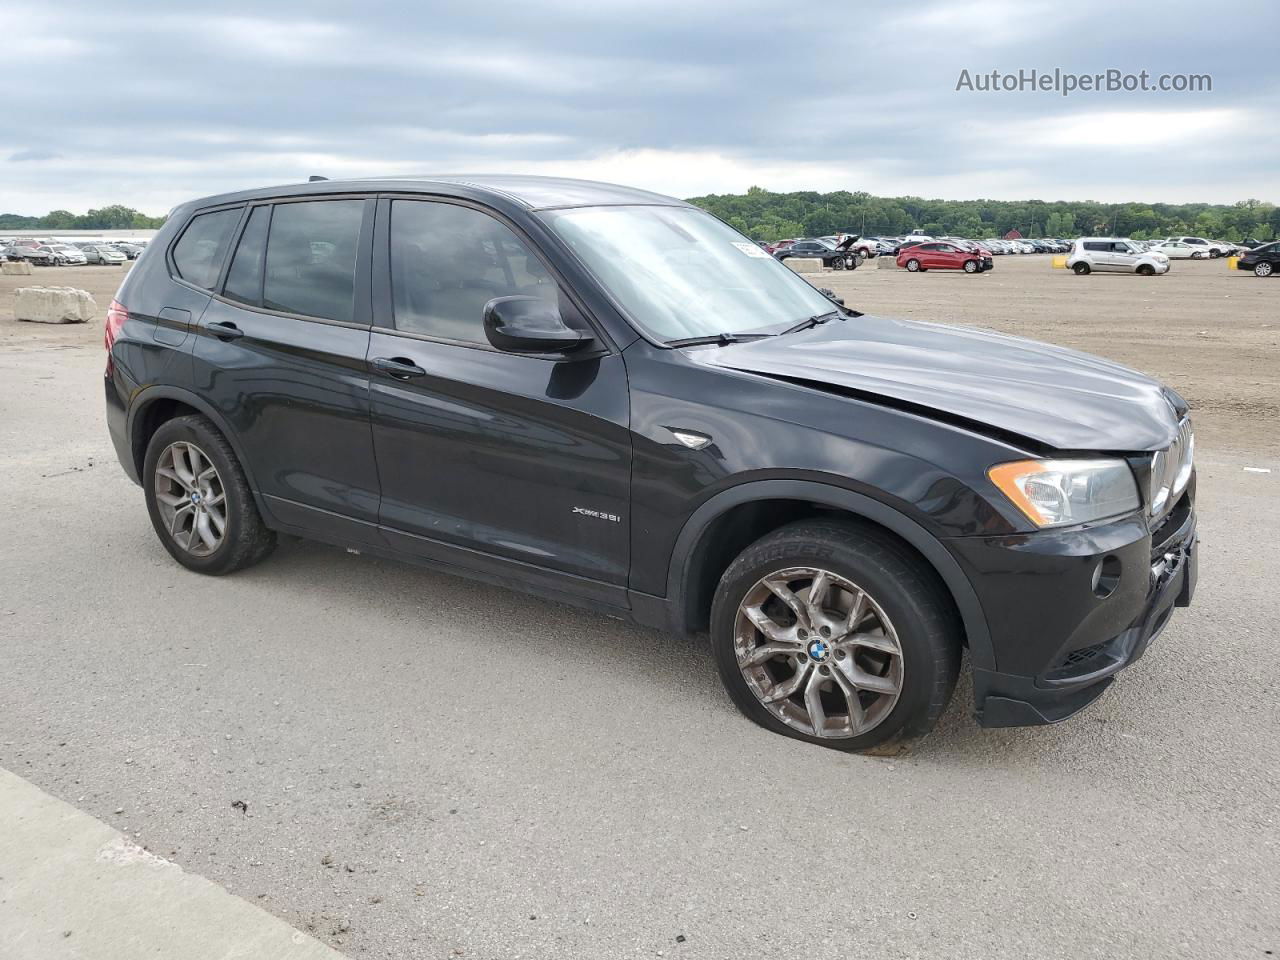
[263, 200, 364, 323]
[390, 200, 556, 344]
[172, 208, 240, 290]
[1083, 241, 1108, 252]
[223, 205, 270, 306]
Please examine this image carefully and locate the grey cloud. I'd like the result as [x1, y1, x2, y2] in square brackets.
[1, 0, 1276, 214]
[8, 149, 62, 163]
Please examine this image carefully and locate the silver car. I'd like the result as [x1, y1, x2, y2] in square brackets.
[1067, 237, 1170, 276]
[79, 244, 127, 265]
[39, 244, 88, 265]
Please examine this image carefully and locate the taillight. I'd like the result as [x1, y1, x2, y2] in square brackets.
[105, 299, 128, 353]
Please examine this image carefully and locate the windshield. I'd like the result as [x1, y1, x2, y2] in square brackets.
[543, 205, 837, 342]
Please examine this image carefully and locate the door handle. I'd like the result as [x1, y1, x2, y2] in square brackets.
[207, 321, 244, 341]
[371, 356, 427, 380]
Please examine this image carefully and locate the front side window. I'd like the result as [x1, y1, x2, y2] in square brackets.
[263, 199, 364, 323]
[390, 200, 557, 344]
[172, 208, 240, 290]
[545, 205, 836, 341]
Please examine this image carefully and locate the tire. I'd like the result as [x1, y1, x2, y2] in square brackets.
[143, 414, 276, 575]
[832, 258, 845, 271]
[710, 519, 962, 754]
[1072, 262, 1091, 275]
[1255, 262, 1273, 278]
[1136, 264, 1155, 276]
[963, 259, 979, 273]
[905, 258, 920, 272]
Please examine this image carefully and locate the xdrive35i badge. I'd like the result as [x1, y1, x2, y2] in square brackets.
[572, 506, 622, 523]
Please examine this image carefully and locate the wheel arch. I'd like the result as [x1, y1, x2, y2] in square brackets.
[127, 387, 263, 500]
[664, 479, 995, 672]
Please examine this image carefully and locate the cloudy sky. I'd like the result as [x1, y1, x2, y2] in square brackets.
[3, 0, 1276, 216]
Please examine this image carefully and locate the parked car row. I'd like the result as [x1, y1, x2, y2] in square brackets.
[0, 237, 147, 266]
[760, 230, 1274, 281]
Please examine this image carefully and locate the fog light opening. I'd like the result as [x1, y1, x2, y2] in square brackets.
[1092, 555, 1122, 599]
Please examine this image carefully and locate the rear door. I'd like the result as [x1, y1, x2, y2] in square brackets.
[1082, 240, 1113, 270]
[366, 196, 632, 604]
[191, 196, 381, 544]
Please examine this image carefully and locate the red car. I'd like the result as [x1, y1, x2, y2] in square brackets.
[897, 241, 993, 274]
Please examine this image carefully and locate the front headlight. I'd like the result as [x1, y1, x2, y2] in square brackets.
[988, 459, 1140, 528]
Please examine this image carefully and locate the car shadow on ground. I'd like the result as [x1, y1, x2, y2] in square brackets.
[205, 533, 1152, 769]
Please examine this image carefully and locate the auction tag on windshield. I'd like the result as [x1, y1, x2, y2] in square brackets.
[732, 242, 769, 258]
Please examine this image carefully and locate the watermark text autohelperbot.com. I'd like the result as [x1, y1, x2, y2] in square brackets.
[956, 69, 1212, 96]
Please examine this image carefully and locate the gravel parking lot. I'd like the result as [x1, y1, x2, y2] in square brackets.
[2, 256, 1277, 958]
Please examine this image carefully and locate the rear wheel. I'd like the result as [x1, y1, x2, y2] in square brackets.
[711, 520, 962, 754]
[143, 415, 276, 575]
[1257, 262, 1274, 277]
[905, 258, 921, 272]
[1073, 262, 1092, 275]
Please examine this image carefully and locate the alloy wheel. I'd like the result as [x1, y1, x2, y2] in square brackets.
[1257, 262, 1272, 277]
[733, 567, 904, 739]
[154, 441, 227, 557]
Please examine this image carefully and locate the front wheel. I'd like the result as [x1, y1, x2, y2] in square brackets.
[905, 258, 921, 272]
[711, 520, 961, 754]
[1072, 261, 1092, 275]
[963, 259, 979, 273]
[832, 258, 845, 271]
[1257, 262, 1274, 277]
[1136, 264, 1155, 276]
[143, 414, 276, 575]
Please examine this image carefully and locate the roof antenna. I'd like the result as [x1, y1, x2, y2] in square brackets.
[308, 175, 328, 182]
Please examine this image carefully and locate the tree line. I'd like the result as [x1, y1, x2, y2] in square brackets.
[688, 186, 1280, 244]
[0, 205, 166, 231]
[6, 192, 1278, 243]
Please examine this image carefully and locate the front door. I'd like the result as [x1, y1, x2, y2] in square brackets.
[366, 197, 632, 605]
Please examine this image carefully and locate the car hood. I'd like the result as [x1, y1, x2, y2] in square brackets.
[695, 315, 1182, 451]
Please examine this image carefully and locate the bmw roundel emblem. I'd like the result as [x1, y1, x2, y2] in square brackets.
[807, 638, 830, 662]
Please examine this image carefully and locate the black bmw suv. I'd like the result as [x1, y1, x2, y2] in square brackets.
[105, 176, 1197, 753]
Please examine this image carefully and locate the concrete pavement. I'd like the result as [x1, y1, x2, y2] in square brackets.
[1, 338, 1277, 959]
[0, 766, 343, 959]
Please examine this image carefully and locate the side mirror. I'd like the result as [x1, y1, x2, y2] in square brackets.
[483, 296, 590, 354]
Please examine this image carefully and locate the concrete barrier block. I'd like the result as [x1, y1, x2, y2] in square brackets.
[785, 258, 824, 274]
[1051, 255, 1067, 269]
[877, 255, 899, 270]
[2, 260, 33, 276]
[14, 286, 98, 324]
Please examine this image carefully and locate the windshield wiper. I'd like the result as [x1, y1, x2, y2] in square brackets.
[665, 332, 772, 348]
[780, 309, 842, 336]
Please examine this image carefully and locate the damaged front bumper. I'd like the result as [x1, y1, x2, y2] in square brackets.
[947, 493, 1197, 728]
